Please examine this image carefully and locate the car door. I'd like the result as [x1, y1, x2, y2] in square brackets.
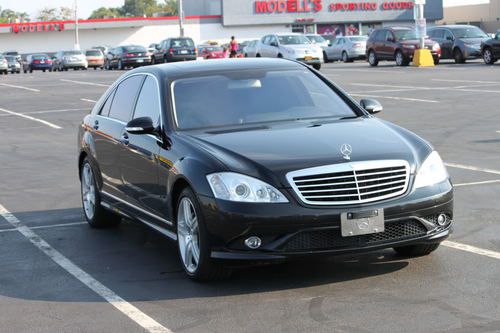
[382, 30, 396, 60]
[442, 30, 454, 59]
[120, 75, 165, 218]
[260, 36, 272, 57]
[94, 75, 145, 202]
[336, 38, 345, 59]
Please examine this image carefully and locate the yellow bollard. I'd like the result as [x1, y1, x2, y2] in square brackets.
[413, 49, 435, 67]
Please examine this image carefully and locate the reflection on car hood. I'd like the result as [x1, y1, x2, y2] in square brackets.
[285, 45, 321, 53]
[186, 118, 430, 187]
[459, 37, 488, 44]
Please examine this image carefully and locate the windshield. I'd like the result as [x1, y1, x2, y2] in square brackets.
[451, 27, 488, 38]
[63, 51, 83, 56]
[394, 30, 417, 41]
[278, 35, 311, 45]
[5, 56, 16, 62]
[123, 46, 146, 52]
[171, 39, 195, 47]
[203, 46, 223, 52]
[86, 50, 102, 56]
[307, 35, 327, 43]
[173, 69, 356, 130]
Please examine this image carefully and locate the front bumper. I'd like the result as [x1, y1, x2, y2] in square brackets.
[296, 57, 322, 65]
[200, 180, 453, 261]
[63, 61, 87, 68]
[464, 47, 482, 59]
[167, 54, 197, 62]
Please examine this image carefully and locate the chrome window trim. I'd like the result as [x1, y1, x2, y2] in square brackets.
[102, 190, 173, 226]
[287, 160, 410, 206]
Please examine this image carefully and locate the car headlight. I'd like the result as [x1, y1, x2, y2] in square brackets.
[207, 172, 288, 203]
[414, 151, 449, 189]
[432, 43, 441, 51]
[403, 44, 415, 49]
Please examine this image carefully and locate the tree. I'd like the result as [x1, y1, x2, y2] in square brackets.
[161, 0, 178, 16]
[123, 0, 158, 17]
[0, 8, 30, 23]
[89, 7, 123, 19]
[59, 6, 74, 20]
[37, 7, 58, 21]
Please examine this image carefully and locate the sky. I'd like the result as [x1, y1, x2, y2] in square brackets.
[0, 0, 492, 19]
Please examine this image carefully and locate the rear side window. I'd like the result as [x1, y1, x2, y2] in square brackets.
[99, 90, 116, 117]
[108, 75, 144, 122]
[133, 76, 161, 127]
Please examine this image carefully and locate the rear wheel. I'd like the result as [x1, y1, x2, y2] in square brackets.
[453, 48, 465, 64]
[368, 50, 379, 66]
[433, 57, 440, 65]
[176, 187, 231, 281]
[483, 48, 496, 65]
[393, 243, 440, 257]
[342, 51, 350, 63]
[80, 158, 121, 228]
[395, 50, 409, 66]
[256, 53, 261, 58]
[312, 63, 321, 70]
[323, 51, 330, 63]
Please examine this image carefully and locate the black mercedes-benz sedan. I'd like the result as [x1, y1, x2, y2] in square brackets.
[78, 58, 453, 281]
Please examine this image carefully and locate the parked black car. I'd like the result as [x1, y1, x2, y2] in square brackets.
[481, 30, 500, 64]
[152, 37, 197, 63]
[105, 45, 152, 70]
[23, 54, 53, 73]
[78, 59, 453, 281]
[428, 25, 490, 63]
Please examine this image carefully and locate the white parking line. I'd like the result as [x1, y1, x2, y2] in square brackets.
[432, 79, 500, 84]
[0, 83, 40, 92]
[0, 221, 86, 233]
[0, 204, 172, 333]
[61, 79, 110, 87]
[0, 108, 88, 117]
[454, 179, 500, 187]
[349, 93, 438, 103]
[445, 163, 500, 175]
[0, 107, 62, 129]
[350, 82, 500, 93]
[324, 68, 405, 74]
[442, 241, 500, 260]
[81, 98, 97, 103]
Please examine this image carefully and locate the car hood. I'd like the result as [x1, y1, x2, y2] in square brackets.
[184, 117, 430, 188]
[459, 37, 488, 45]
[284, 45, 321, 53]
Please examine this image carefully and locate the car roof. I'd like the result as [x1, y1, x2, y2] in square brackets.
[433, 25, 480, 29]
[126, 58, 306, 80]
[387, 27, 412, 31]
[275, 32, 303, 36]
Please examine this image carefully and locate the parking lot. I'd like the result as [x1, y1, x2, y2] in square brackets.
[0, 59, 499, 333]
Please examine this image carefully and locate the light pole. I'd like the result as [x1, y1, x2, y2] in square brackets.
[74, 0, 80, 50]
[178, 0, 184, 37]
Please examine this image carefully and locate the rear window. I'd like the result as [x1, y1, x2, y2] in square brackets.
[171, 39, 195, 48]
[86, 50, 102, 56]
[32, 54, 49, 60]
[63, 51, 83, 56]
[123, 46, 147, 52]
[349, 36, 368, 42]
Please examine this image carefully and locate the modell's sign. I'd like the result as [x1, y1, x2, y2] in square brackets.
[255, 0, 415, 13]
[11, 23, 65, 33]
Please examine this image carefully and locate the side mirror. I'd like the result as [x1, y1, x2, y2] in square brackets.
[126, 117, 155, 135]
[270, 42, 278, 47]
[360, 99, 383, 114]
[446, 36, 454, 41]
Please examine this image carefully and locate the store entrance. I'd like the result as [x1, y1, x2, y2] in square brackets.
[291, 24, 315, 34]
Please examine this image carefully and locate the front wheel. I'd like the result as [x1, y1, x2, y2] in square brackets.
[80, 159, 121, 228]
[368, 50, 379, 67]
[176, 187, 231, 281]
[323, 51, 330, 63]
[342, 51, 350, 63]
[395, 50, 409, 66]
[433, 57, 440, 65]
[483, 48, 496, 65]
[393, 243, 440, 257]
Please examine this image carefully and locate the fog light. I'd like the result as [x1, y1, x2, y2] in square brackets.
[437, 214, 448, 226]
[244, 236, 262, 249]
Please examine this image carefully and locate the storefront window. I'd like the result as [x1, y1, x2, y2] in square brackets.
[291, 24, 315, 34]
[361, 23, 383, 36]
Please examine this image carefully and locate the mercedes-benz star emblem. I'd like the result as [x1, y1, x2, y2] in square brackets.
[340, 144, 352, 160]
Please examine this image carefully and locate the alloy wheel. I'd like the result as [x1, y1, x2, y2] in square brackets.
[81, 163, 96, 220]
[484, 49, 493, 64]
[396, 51, 403, 66]
[342, 52, 348, 63]
[177, 197, 200, 274]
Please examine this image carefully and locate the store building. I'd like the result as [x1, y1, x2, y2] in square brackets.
[441, 0, 500, 33]
[0, 0, 444, 54]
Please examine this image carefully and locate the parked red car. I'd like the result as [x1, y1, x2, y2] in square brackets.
[366, 27, 441, 66]
[198, 45, 225, 59]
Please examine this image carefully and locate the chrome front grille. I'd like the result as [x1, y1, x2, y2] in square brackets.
[287, 160, 410, 205]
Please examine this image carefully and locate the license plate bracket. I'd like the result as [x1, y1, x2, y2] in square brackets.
[341, 209, 384, 237]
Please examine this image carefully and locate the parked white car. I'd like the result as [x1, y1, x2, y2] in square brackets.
[256, 33, 323, 70]
[305, 34, 330, 48]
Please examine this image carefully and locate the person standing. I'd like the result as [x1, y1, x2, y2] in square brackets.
[230, 36, 238, 58]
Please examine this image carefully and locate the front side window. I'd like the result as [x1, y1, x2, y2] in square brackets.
[99, 90, 116, 117]
[133, 76, 161, 127]
[108, 75, 144, 122]
[173, 69, 356, 130]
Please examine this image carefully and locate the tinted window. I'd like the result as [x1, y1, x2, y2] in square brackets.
[63, 51, 83, 55]
[173, 69, 356, 130]
[444, 30, 454, 40]
[123, 45, 147, 52]
[100, 90, 116, 117]
[86, 50, 102, 56]
[373, 30, 384, 41]
[394, 30, 416, 40]
[451, 26, 487, 38]
[133, 76, 160, 127]
[108, 76, 144, 122]
[171, 39, 194, 47]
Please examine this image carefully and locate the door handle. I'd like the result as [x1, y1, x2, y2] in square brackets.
[120, 133, 129, 145]
[93, 120, 99, 130]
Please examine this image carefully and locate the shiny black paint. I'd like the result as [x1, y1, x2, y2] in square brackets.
[78, 58, 453, 261]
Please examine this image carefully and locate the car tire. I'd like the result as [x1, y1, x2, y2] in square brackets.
[323, 51, 330, 63]
[312, 63, 321, 70]
[368, 50, 379, 67]
[433, 57, 440, 65]
[483, 48, 496, 65]
[42, 69, 46, 72]
[393, 243, 440, 257]
[256, 53, 261, 58]
[23, 70, 27, 74]
[118, 60, 123, 70]
[453, 48, 465, 64]
[80, 158, 121, 229]
[342, 51, 350, 63]
[176, 187, 231, 281]
[395, 50, 409, 66]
